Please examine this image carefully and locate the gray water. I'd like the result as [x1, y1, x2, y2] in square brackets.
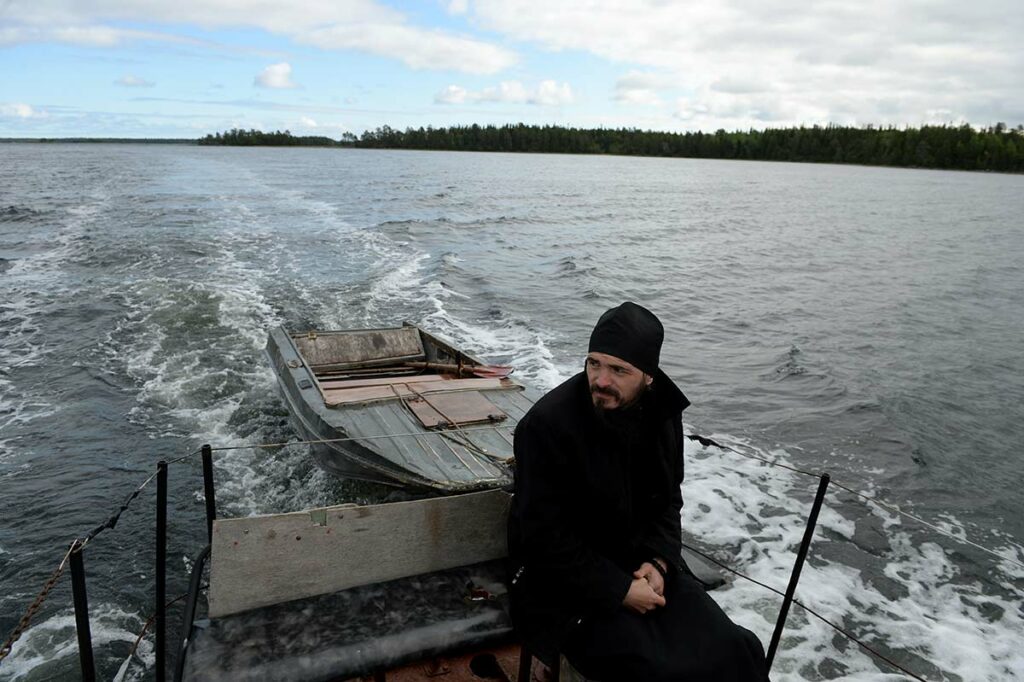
[1, 144, 1022, 680]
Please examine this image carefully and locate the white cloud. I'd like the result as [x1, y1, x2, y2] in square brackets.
[2, 0, 517, 75]
[615, 89, 662, 107]
[613, 71, 680, 107]
[534, 80, 573, 106]
[4, 0, 1022, 128]
[709, 76, 764, 96]
[116, 75, 154, 87]
[0, 23, 194, 48]
[0, 103, 47, 118]
[51, 25, 138, 47]
[462, 0, 1024, 128]
[447, 0, 469, 14]
[301, 23, 515, 74]
[255, 62, 297, 89]
[435, 80, 574, 106]
[479, 81, 530, 103]
[435, 85, 468, 104]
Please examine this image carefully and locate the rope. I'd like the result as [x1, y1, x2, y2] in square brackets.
[205, 423, 515, 453]
[686, 433, 1024, 571]
[0, 543, 75, 663]
[113, 590, 197, 681]
[387, 384, 480, 474]
[681, 542, 929, 681]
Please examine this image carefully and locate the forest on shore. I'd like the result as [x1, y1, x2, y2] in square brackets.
[198, 122, 1024, 172]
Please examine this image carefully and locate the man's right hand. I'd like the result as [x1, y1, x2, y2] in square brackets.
[623, 578, 666, 614]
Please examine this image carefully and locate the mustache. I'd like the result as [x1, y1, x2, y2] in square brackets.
[590, 384, 621, 399]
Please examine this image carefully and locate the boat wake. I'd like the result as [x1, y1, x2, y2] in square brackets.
[683, 436, 1024, 680]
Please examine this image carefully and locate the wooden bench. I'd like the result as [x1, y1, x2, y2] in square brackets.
[181, 491, 516, 681]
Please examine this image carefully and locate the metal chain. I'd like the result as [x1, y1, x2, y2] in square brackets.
[0, 543, 74, 663]
[0, 450, 205, 666]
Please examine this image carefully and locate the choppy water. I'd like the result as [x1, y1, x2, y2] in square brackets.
[1, 144, 1022, 681]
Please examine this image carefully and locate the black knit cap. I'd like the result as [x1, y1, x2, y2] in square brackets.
[587, 302, 664, 376]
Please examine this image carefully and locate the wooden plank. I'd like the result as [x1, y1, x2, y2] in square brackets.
[316, 366, 419, 377]
[310, 354, 424, 372]
[293, 327, 425, 369]
[317, 373, 450, 391]
[406, 391, 508, 428]
[208, 489, 511, 618]
[323, 377, 518, 407]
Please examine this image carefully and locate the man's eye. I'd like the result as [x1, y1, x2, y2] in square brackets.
[614, 368, 627, 375]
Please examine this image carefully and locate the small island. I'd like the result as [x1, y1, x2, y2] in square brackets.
[188, 122, 1024, 174]
[198, 129, 353, 147]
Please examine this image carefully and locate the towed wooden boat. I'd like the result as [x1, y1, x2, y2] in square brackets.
[266, 324, 539, 492]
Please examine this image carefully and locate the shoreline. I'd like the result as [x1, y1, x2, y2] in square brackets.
[2, 138, 1021, 175]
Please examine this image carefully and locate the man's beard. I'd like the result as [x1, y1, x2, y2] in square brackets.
[590, 383, 645, 416]
[590, 385, 622, 413]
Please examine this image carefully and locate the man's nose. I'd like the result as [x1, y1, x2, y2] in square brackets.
[594, 369, 612, 387]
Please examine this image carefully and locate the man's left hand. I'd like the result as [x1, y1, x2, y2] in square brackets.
[633, 561, 666, 596]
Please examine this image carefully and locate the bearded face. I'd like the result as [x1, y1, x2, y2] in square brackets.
[585, 352, 652, 413]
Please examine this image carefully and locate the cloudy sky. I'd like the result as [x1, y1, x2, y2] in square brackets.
[2, 0, 1022, 138]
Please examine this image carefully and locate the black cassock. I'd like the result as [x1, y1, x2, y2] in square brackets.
[508, 370, 768, 681]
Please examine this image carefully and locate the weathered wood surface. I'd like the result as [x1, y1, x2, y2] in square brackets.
[208, 489, 511, 618]
[406, 391, 508, 428]
[293, 327, 425, 369]
[317, 373, 450, 390]
[322, 377, 518, 407]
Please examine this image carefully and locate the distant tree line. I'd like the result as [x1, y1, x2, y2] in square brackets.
[198, 123, 1024, 172]
[353, 123, 1024, 173]
[198, 128, 352, 147]
[1, 138, 194, 144]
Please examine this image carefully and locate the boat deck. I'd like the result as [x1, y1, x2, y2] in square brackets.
[183, 561, 513, 682]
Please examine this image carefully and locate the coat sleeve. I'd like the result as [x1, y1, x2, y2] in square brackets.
[512, 414, 632, 615]
[638, 418, 685, 571]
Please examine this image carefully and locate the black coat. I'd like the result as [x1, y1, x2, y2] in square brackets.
[507, 368, 690, 663]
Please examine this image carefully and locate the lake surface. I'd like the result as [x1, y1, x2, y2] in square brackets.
[1, 144, 1022, 680]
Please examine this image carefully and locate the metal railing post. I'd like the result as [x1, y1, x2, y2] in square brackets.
[766, 473, 831, 670]
[69, 540, 96, 682]
[155, 460, 168, 682]
[201, 445, 216, 543]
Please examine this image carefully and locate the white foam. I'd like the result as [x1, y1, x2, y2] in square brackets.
[424, 308, 569, 391]
[1, 604, 150, 681]
[683, 437, 1024, 680]
[0, 196, 108, 433]
[349, 226, 570, 390]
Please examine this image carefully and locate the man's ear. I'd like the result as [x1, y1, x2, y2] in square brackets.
[644, 373, 654, 387]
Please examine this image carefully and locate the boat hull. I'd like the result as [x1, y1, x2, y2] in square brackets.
[266, 325, 531, 492]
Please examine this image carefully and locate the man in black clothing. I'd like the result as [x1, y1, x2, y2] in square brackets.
[508, 302, 769, 681]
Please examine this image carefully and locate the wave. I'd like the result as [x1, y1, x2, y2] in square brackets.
[684, 435, 1024, 680]
[0, 205, 45, 223]
[0, 195, 113, 436]
[0, 604, 151, 682]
